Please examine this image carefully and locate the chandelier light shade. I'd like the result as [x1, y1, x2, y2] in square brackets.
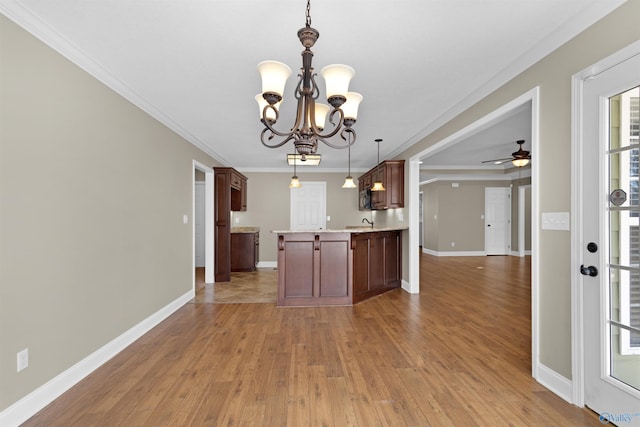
[257, 0, 362, 161]
[257, 61, 292, 98]
[321, 65, 355, 101]
[255, 94, 281, 122]
[313, 103, 330, 130]
[342, 92, 363, 121]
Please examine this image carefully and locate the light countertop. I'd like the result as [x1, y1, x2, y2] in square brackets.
[231, 227, 260, 234]
[271, 226, 408, 234]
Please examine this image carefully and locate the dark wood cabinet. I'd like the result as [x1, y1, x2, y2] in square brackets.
[231, 231, 259, 272]
[352, 230, 402, 303]
[277, 232, 353, 307]
[359, 171, 372, 192]
[214, 167, 248, 282]
[359, 160, 404, 210]
[276, 230, 402, 306]
[230, 169, 247, 212]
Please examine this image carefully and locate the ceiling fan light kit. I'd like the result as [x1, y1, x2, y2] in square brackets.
[257, 0, 362, 163]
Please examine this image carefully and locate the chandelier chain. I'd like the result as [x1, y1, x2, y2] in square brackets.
[306, 0, 311, 27]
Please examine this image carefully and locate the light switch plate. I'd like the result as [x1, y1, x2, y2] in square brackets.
[17, 348, 28, 372]
[541, 212, 570, 231]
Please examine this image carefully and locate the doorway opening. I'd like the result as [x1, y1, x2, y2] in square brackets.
[408, 86, 539, 377]
[193, 161, 214, 291]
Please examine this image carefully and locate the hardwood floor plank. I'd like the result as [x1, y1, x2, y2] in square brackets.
[22, 255, 604, 426]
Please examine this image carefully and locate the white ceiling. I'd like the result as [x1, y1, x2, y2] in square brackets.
[0, 0, 625, 172]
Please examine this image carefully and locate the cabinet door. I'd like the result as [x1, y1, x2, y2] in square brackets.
[230, 170, 242, 190]
[214, 169, 231, 282]
[359, 171, 371, 191]
[230, 233, 256, 272]
[386, 161, 404, 208]
[369, 233, 385, 289]
[278, 234, 315, 303]
[240, 179, 247, 211]
[352, 235, 370, 296]
[384, 231, 401, 287]
[254, 232, 259, 268]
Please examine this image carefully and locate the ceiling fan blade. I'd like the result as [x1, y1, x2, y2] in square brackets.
[481, 157, 512, 164]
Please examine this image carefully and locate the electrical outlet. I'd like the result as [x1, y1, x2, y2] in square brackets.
[17, 348, 28, 372]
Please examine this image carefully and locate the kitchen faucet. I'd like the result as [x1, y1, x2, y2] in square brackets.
[362, 217, 374, 228]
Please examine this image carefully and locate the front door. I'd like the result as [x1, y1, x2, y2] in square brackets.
[581, 50, 640, 424]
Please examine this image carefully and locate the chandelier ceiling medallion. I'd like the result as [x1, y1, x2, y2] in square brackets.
[256, 0, 362, 162]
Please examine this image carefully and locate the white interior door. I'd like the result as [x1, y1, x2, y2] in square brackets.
[194, 182, 205, 267]
[485, 187, 511, 255]
[290, 181, 326, 230]
[419, 192, 424, 247]
[581, 51, 640, 424]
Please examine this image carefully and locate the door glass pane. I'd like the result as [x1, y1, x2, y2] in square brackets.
[608, 86, 640, 391]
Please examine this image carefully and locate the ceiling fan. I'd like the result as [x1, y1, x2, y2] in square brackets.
[482, 139, 531, 167]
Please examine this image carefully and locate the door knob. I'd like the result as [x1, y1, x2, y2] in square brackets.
[580, 265, 598, 277]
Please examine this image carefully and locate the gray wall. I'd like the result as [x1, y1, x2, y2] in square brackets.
[401, 0, 640, 379]
[420, 178, 531, 253]
[421, 180, 506, 252]
[0, 15, 220, 411]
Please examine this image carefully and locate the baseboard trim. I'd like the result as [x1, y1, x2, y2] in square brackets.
[0, 290, 194, 427]
[257, 261, 277, 269]
[535, 362, 574, 404]
[422, 248, 487, 257]
[401, 279, 416, 294]
[510, 250, 532, 257]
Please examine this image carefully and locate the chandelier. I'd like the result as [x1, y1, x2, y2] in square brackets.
[256, 0, 362, 161]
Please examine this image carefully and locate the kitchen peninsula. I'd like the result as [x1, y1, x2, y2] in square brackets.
[273, 227, 406, 307]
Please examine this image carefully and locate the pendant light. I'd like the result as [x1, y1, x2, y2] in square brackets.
[342, 131, 357, 188]
[371, 138, 385, 192]
[289, 152, 301, 188]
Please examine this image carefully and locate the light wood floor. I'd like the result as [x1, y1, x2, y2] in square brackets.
[23, 254, 602, 426]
